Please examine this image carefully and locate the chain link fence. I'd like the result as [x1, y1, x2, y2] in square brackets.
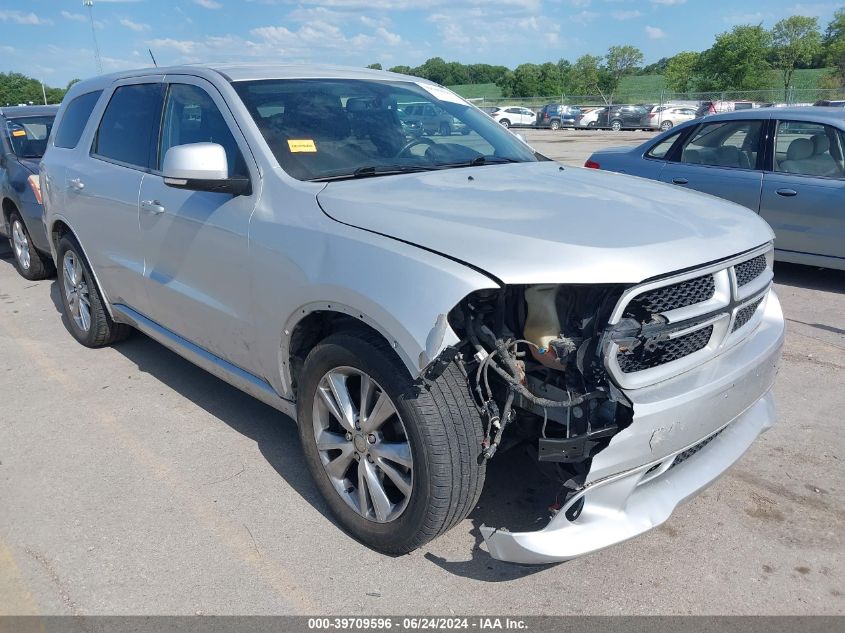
[466, 87, 845, 111]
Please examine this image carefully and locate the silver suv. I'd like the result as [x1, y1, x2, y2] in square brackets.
[40, 64, 784, 564]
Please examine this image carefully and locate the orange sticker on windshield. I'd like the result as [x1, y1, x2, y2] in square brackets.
[11, 130, 26, 137]
[288, 139, 316, 153]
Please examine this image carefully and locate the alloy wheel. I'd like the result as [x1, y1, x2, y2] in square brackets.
[312, 367, 413, 523]
[62, 251, 91, 332]
[11, 220, 30, 270]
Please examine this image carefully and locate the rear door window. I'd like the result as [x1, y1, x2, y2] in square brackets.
[92, 83, 164, 169]
[774, 120, 845, 179]
[54, 90, 102, 149]
[679, 120, 763, 169]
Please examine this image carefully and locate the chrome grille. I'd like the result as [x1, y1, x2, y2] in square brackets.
[606, 246, 774, 389]
[735, 255, 766, 287]
[625, 274, 715, 316]
[617, 325, 713, 373]
[732, 297, 764, 332]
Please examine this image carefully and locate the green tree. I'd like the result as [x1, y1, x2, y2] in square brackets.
[697, 25, 772, 91]
[387, 65, 413, 76]
[664, 51, 700, 93]
[0, 72, 68, 106]
[366, 63, 382, 70]
[771, 16, 821, 96]
[569, 54, 603, 96]
[602, 45, 644, 103]
[822, 9, 845, 87]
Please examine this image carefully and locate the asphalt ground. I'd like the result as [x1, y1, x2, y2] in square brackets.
[0, 129, 843, 615]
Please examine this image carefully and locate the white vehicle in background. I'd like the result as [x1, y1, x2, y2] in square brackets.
[642, 105, 698, 131]
[490, 106, 537, 128]
[577, 107, 605, 128]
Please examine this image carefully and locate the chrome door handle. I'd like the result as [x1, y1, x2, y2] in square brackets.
[141, 199, 165, 214]
[69, 178, 84, 191]
[776, 188, 798, 197]
[672, 177, 689, 185]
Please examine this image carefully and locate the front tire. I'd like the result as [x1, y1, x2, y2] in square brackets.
[298, 331, 485, 554]
[57, 234, 131, 347]
[8, 211, 55, 280]
[611, 119, 623, 132]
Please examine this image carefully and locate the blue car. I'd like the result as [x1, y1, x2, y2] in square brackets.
[1, 105, 59, 279]
[586, 108, 845, 271]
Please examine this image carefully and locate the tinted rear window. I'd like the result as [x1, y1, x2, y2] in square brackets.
[93, 83, 163, 169]
[54, 90, 102, 149]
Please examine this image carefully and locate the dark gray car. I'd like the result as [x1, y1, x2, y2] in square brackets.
[1, 105, 59, 279]
[587, 108, 845, 271]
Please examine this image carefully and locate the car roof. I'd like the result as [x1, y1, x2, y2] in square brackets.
[0, 104, 60, 118]
[701, 106, 845, 125]
[64, 62, 440, 98]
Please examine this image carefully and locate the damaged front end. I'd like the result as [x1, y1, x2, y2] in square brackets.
[443, 245, 784, 564]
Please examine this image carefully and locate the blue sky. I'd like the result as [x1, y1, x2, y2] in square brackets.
[0, 1, 841, 86]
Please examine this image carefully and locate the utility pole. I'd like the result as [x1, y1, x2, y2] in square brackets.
[83, 0, 103, 74]
[41, 80, 47, 105]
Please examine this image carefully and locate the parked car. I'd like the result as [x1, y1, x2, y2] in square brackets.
[400, 102, 454, 135]
[813, 99, 845, 107]
[1, 105, 59, 279]
[41, 64, 783, 564]
[536, 104, 581, 130]
[642, 105, 698, 131]
[576, 106, 605, 128]
[597, 105, 649, 131]
[586, 108, 845, 271]
[695, 100, 759, 117]
[490, 106, 536, 128]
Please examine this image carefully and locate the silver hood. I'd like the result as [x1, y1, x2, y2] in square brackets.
[317, 161, 774, 285]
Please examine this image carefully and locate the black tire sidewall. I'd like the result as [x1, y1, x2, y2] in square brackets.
[57, 235, 101, 346]
[8, 212, 48, 280]
[297, 334, 436, 553]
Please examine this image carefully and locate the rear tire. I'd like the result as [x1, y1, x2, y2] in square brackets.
[439, 122, 451, 136]
[660, 120, 674, 131]
[57, 234, 132, 348]
[298, 330, 485, 554]
[8, 211, 55, 281]
[499, 119, 510, 128]
[611, 119, 623, 132]
[549, 120, 561, 131]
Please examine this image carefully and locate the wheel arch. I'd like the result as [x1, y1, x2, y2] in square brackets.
[48, 215, 118, 320]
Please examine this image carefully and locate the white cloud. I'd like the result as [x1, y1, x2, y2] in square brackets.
[572, 10, 599, 24]
[612, 10, 642, 20]
[376, 27, 402, 45]
[193, 0, 223, 8]
[651, 0, 685, 5]
[147, 38, 199, 55]
[61, 11, 87, 23]
[0, 10, 50, 25]
[645, 25, 667, 39]
[570, 0, 591, 6]
[787, 3, 841, 18]
[120, 18, 150, 31]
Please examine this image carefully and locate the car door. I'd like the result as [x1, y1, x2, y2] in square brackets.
[519, 108, 535, 126]
[659, 118, 766, 212]
[65, 78, 164, 309]
[137, 77, 260, 371]
[760, 119, 845, 262]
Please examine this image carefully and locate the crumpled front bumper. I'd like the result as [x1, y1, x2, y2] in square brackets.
[481, 290, 785, 564]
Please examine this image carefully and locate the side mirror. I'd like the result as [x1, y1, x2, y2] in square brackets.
[162, 142, 250, 196]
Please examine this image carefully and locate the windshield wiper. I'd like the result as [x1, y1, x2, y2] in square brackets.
[310, 165, 437, 182]
[437, 156, 523, 169]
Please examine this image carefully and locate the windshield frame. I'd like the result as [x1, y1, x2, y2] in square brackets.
[231, 78, 539, 182]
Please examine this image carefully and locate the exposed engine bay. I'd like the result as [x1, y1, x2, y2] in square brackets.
[445, 285, 634, 517]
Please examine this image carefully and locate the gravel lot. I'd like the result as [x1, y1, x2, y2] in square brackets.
[0, 130, 843, 616]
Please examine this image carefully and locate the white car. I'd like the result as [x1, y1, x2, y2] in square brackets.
[491, 106, 536, 128]
[643, 105, 698, 131]
[577, 107, 605, 128]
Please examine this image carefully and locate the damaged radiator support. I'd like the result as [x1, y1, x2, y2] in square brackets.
[449, 285, 632, 482]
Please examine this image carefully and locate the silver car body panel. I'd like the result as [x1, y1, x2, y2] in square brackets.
[41, 63, 785, 564]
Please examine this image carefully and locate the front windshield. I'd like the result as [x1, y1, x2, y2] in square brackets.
[6, 116, 55, 158]
[232, 78, 538, 181]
